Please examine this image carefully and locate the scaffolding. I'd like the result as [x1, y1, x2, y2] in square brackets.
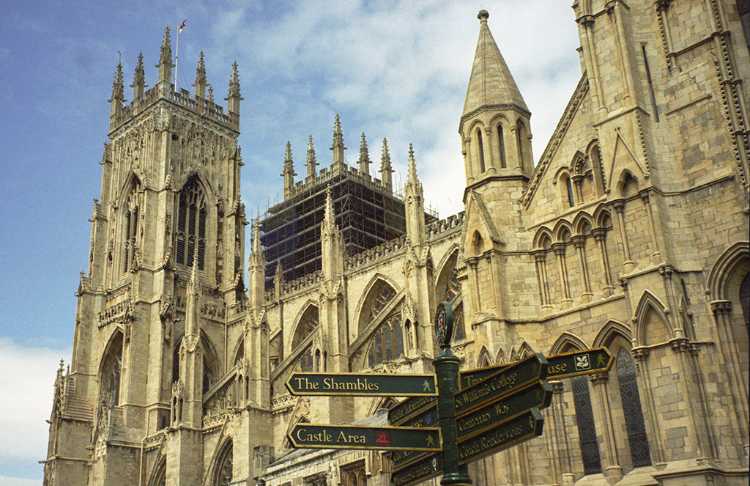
[260, 172, 436, 287]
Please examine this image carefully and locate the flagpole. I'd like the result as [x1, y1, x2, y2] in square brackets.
[175, 24, 179, 91]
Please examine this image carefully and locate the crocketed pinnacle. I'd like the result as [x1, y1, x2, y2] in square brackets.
[463, 10, 528, 118]
[227, 61, 241, 99]
[110, 62, 124, 103]
[194, 51, 207, 97]
[132, 52, 145, 98]
[358, 132, 371, 175]
[306, 135, 318, 179]
[407, 143, 418, 184]
[331, 113, 346, 167]
[323, 185, 337, 232]
[158, 26, 173, 83]
[380, 138, 393, 191]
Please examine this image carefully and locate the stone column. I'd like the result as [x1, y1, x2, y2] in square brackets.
[572, 235, 593, 301]
[534, 251, 551, 307]
[593, 228, 614, 296]
[468, 257, 481, 313]
[711, 300, 749, 454]
[613, 201, 634, 271]
[553, 243, 572, 303]
[589, 372, 623, 482]
[640, 191, 662, 263]
[632, 347, 664, 463]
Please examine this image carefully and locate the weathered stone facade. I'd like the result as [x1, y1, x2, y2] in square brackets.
[44, 3, 749, 486]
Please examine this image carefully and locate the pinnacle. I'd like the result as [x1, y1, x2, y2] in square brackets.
[407, 143, 418, 183]
[284, 141, 293, 163]
[306, 135, 318, 177]
[380, 138, 392, 168]
[463, 9, 528, 117]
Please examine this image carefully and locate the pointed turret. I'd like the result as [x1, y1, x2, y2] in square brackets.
[305, 135, 318, 181]
[194, 51, 207, 99]
[460, 10, 532, 184]
[404, 144, 426, 247]
[462, 10, 528, 118]
[131, 52, 145, 101]
[330, 114, 346, 171]
[226, 61, 242, 117]
[320, 186, 344, 281]
[157, 26, 173, 88]
[109, 62, 124, 120]
[249, 219, 266, 308]
[358, 132, 371, 176]
[281, 142, 296, 198]
[380, 138, 393, 191]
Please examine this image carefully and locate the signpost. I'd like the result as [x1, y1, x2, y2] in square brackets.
[287, 423, 442, 452]
[286, 372, 438, 397]
[460, 347, 613, 389]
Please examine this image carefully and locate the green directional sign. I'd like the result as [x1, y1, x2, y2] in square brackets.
[288, 424, 442, 452]
[456, 381, 552, 439]
[390, 406, 440, 469]
[454, 353, 548, 414]
[391, 452, 443, 486]
[457, 408, 545, 464]
[459, 348, 613, 389]
[286, 372, 438, 397]
[388, 395, 437, 425]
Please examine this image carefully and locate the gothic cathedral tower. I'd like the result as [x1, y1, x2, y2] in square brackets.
[42, 28, 269, 486]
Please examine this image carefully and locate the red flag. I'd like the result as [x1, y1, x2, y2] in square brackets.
[178, 19, 187, 32]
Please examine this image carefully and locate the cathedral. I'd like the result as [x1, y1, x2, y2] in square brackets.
[43, 2, 750, 486]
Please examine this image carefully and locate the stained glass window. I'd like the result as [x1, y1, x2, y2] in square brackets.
[572, 376, 602, 475]
[616, 348, 652, 467]
[175, 178, 207, 269]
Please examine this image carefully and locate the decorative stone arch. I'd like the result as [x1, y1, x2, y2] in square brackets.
[552, 220, 573, 244]
[477, 346, 493, 367]
[175, 169, 216, 204]
[573, 211, 594, 235]
[633, 290, 672, 346]
[553, 166, 576, 208]
[353, 274, 401, 332]
[533, 227, 554, 249]
[593, 205, 614, 230]
[467, 119, 489, 173]
[616, 169, 640, 198]
[570, 150, 586, 173]
[488, 113, 510, 168]
[707, 241, 750, 301]
[585, 139, 606, 193]
[468, 229, 489, 257]
[517, 341, 535, 359]
[435, 247, 461, 302]
[147, 455, 166, 486]
[592, 320, 633, 349]
[550, 332, 588, 354]
[435, 244, 460, 284]
[495, 347, 506, 364]
[115, 171, 144, 207]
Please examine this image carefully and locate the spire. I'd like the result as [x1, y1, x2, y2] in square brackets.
[404, 143, 425, 247]
[462, 10, 528, 120]
[380, 138, 393, 191]
[109, 62, 124, 119]
[194, 51, 207, 98]
[226, 61, 242, 116]
[157, 26, 173, 86]
[131, 52, 145, 100]
[282, 141, 296, 198]
[330, 113, 346, 171]
[320, 185, 344, 282]
[305, 135, 318, 180]
[323, 185, 336, 232]
[358, 132, 371, 176]
[249, 219, 266, 308]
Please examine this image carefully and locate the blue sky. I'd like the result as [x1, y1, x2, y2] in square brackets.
[0, 1, 579, 482]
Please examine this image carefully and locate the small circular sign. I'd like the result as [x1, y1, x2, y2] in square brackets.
[434, 301, 454, 349]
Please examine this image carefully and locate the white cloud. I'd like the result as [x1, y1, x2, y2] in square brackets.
[0, 338, 69, 464]
[0, 476, 40, 486]
[203, 0, 582, 216]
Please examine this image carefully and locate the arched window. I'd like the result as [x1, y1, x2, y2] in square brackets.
[123, 187, 140, 272]
[149, 458, 166, 486]
[619, 171, 639, 198]
[175, 178, 207, 269]
[497, 124, 507, 168]
[367, 313, 404, 368]
[516, 120, 526, 169]
[213, 440, 233, 486]
[476, 129, 486, 173]
[572, 376, 602, 475]
[100, 331, 123, 406]
[566, 176, 575, 207]
[293, 305, 319, 372]
[471, 231, 484, 257]
[616, 348, 652, 467]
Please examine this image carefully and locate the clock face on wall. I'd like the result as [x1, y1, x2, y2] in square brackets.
[435, 301, 454, 349]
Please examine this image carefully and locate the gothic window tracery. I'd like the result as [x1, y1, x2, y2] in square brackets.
[367, 313, 404, 368]
[213, 440, 233, 486]
[616, 348, 652, 467]
[149, 458, 166, 486]
[175, 177, 207, 269]
[572, 375, 602, 475]
[292, 306, 319, 372]
[100, 331, 123, 406]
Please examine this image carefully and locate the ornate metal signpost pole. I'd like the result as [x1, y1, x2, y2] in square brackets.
[433, 301, 472, 485]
